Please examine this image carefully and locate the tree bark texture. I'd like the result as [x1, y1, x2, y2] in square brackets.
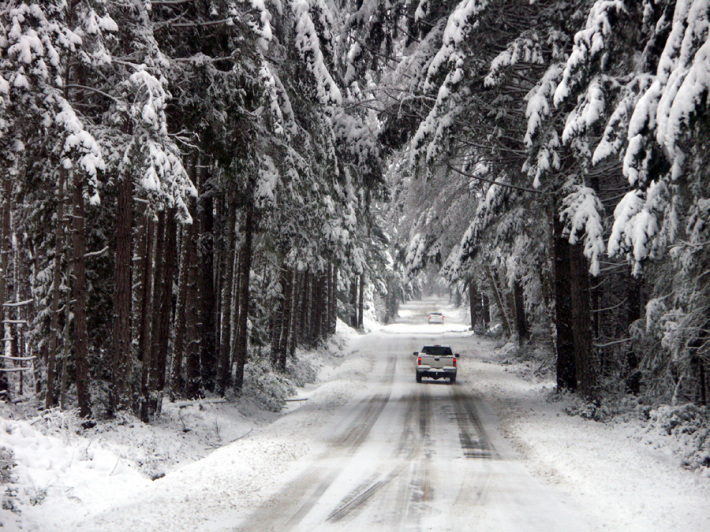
[486, 265, 511, 336]
[197, 168, 217, 392]
[184, 212, 202, 399]
[625, 269, 643, 394]
[357, 273, 365, 330]
[110, 174, 133, 412]
[171, 225, 190, 396]
[570, 241, 596, 399]
[329, 265, 338, 335]
[513, 278, 528, 346]
[216, 198, 236, 395]
[349, 277, 358, 328]
[71, 173, 91, 418]
[554, 212, 577, 392]
[234, 205, 254, 392]
[468, 279, 478, 331]
[289, 270, 302, 359]
[0, 178, 11, 400]
[482, 292, 490, 329]
[47, 172, 66, 408]
[155, 211, 177, 396]
[138, 215, 155, 421]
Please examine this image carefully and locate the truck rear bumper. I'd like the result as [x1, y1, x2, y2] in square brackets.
[416, 368, 456, 380]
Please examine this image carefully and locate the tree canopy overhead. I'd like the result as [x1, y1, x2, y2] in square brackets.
[0, 0, 708, 416]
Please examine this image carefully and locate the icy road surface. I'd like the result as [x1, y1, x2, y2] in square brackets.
[237, 300, 585, 531]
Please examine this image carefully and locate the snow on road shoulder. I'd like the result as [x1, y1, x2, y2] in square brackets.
[459, 336, 710, 532]
[0, 320, 372, 532]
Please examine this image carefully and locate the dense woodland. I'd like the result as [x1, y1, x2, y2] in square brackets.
[0, 0, 708, 420]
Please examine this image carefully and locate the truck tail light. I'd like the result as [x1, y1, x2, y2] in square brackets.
[453, 357, 457, 367]
[418, 357, 422, 365]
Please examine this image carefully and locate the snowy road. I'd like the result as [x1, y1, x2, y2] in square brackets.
[13, 297, 708, 532]
[237, 300, 584, 531]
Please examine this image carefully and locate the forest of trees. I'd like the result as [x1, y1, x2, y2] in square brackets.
[0, 0, 389, 420]
[0, 0, 708, 420]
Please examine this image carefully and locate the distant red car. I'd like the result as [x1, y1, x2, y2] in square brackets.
[428, 312, 444, 324]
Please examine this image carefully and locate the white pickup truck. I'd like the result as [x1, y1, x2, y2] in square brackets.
[414, 345, 458, 384]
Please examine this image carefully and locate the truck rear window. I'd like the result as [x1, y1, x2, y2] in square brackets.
[421, 346, 452, 356]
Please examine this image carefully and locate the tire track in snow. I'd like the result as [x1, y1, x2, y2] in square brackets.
[240, 353, 398, 530]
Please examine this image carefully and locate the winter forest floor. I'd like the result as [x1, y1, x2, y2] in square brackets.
[1, 299, 709, 531]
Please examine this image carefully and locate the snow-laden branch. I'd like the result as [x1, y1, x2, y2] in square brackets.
[444, 162, 541, 194]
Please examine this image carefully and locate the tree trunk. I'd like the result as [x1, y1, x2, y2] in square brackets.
[154, 211, 176, 404]
[486, 265, 511, 336]
[357, 274, 365, 330]
[625, 269, 643, 394]
[570, 242, 596, 399]
[349, 277, 358, 328]
[47, 172, 66, 409]
[138, 214, 155, 421]
[59, 298, 71, 409]
[197, 169, 217, 392]
[146, 210, 169, 418]
[234, 205, 254, 393]
[216, 198, 236, 395]
[171, 226, 189, 396]
[554, 213, 576, 392]
[513, 277, 528, 346]
[468, 279, 478, 331]
[328, 265, 338, 335]
[289, 270, 302, 358]
[0, 178, 11, 400]
[301, 272, 312, 345]
[274, 265, 292, 370]
[481, 292, 490, 329]
[110, 174, 133, 412]
[184, 213, 201, 399]
[71, 172, 91, 418]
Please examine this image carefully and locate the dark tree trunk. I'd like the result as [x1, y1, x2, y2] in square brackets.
[138, 215, 155, 421]
[110, 174, 132, 412]
[146, 210, 172, 418]
[216, 198, 236, 395]
[486, 265, 511, 336]
[171, 226, 189, 396]
[0, 179, 11, 400]
[154, 212, 176, 397]
[71, 173, 91, 418]
[625, 269, 643, 394]
[513, 278, 528, 346]
[184, 214, 202, 399]
[468, 279, 478, 331]
[274, 266, 293, 370]
[137, 216, 154, 364]
[328, 265, 338, 335]
[320, 273, 329, 340]
[197, 170, 217, 392]
[234, 205, 254, 393]
[554, 213, 577, 392]
[145, 211, 166, 419]
[570, 242, 596, 399]
[47, 171, 67, 409]
[289, 270, 302, 358]
[357, 274, 365, 330]
[482, 292, 490, 329]
[349, 277, 358, 328]
[284, 268, 297, 364]
[301, 272, 312, 345]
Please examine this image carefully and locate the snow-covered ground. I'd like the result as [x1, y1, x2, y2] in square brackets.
[1, 298, 709, 531]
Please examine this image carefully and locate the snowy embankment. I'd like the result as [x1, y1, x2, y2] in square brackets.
[1, 307, 709, 531]
[464, 337, 710, 531]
